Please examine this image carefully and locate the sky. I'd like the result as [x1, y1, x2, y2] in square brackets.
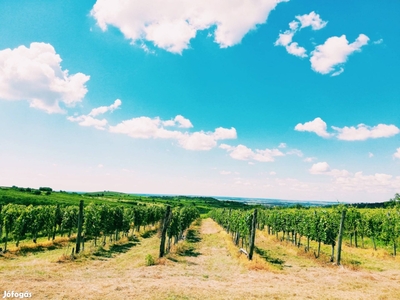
[0, 0, 399, 203]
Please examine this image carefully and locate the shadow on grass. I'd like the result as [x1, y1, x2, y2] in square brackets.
[93, 241, 139, 258]
[178, 245, 201, 257]
[255, 246, 285, 266]
[141, 229, 157, 239]
[186, 229, 201, 243]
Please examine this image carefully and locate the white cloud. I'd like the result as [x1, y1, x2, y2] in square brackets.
[332, 123, 400, 141]
[295, 11, 327, 30]
[67, 115, 108, 130]
[163, 115, 193, 128]
[309, 162, 349, 177]
[91, 0, 285, 54]
[368, 152, 374, 158]
[310, 34, 369, 75]
[394, 148, 400, 159]
[174, 115, 193, 128]
[296, 118, 400, 141]
[309, 162, 330, 174]
[275, 12, 368, 76]
[178, 131, 217, 150]
[334, 172, 400, 193]
[286, 149, 303, 157]
[331, 68, 344, 77]
[289, 20, 298, 31]
[109, 115, 236, 151]
[213, 127, 237, 140]
[286, 42, 307, 58]
[269, 171, 276, 176]
[220, 143, 284, 162]
[68, 99, 123, 130]
[254, 148, 285, 162]
[89, 99, 121, 117]
[295, 117, 331, 138]
[373, 39, 383, 45]
[303, 157, 316, 162]
[220, 171, 231, 175]
[275, 30, 294, 47]
[275, 12, 326, 58]
[109, 116, 180, 139]
[278, 143, 287, 148]
[0, 42, 90, 113]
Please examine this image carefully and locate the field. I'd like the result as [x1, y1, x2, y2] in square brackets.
[1, 217, 400, 300]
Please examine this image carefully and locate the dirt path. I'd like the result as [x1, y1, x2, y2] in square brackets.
[1, 219, 400, 299]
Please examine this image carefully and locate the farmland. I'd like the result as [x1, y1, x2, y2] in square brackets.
[1, 186, 400, 299]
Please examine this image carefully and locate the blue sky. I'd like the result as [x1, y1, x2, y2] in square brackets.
[0, 0, 399, 203]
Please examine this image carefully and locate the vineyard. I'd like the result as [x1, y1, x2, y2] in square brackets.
[0, 200, 199, 259]
[1, 188, 400, 299]
[210, 205, 400, 264]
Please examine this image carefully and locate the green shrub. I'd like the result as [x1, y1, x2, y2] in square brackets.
[145, 254, 155, 266]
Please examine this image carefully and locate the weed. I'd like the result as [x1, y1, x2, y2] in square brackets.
[145, 254, 155, 266]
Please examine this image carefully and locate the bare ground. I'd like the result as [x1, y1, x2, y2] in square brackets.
[1, 219, 400, 299]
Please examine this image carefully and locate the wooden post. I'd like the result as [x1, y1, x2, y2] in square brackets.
[336, 209, 346, 265]
[75, 200, 84, 254]
[159, 205, 171, 258]
[248, 209, 257, 260]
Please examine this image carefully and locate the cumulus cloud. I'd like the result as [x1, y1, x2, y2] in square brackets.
[295, 11, 327, 30]
[68, 99, 123, 130]
[368, 152, 374, 158]
[309, 162, 330, 174]
[334, 172, 400, 193]
[332, 123, 400, 141]
[67, 115, 108, 130]
[275, 12, 326, 58]
[214, 127, 237, 140]
[220, 171, 231, 175]
[68, 99, 236, 150]
[89, 99, 121, 117]
[307, 160, 400, 194]
[309, 162, 349, 177]
[275, 30, 295, 47]
[310, 34, 369, 75]
[0, 42, 90, 113]
[178, 131, 217, 150]
[278, 143, 287, 148]
[286, 149, 303, 157]
[303, 157, 316, 162]
[91, 0, 285, 54]
[286, 42, 307, 58]
[109, 116, 182, 139]
[296, 118, 399, 141]
[110, 116, 236, 151]
[220, 144, 284, 162]
[275, 12, 368, 76]
[394, 148, 400, 159]
[294, 117, 331, 138]
[163, 115, 193, 128]
[174, 115, 193, 128]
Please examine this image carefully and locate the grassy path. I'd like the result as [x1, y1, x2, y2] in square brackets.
[1, 218, 400, 299]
